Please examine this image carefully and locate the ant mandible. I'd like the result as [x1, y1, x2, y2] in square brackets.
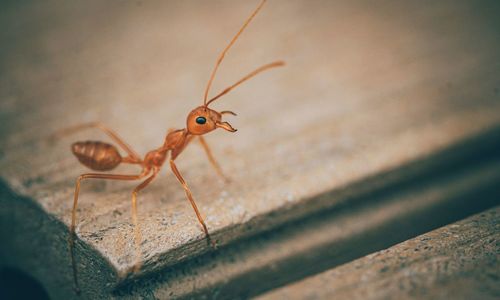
[55, 0, 284, 293]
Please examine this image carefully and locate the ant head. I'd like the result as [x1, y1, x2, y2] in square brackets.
[186, 106, 237, 135]
[187, 0, 283, 136]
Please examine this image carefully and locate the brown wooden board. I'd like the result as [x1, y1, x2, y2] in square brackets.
[1, 0, 499, 298]
[258, 206, 500, 300]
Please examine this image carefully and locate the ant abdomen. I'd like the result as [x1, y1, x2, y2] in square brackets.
[71, 141, 122, 171]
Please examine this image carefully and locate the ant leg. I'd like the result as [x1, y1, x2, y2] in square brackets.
[130, 169, 159, 273]
[70, 170, 149, 293]
[169, 159, 215, 248]
[52, 122, 142, 163]
[198, 136, 230, 182]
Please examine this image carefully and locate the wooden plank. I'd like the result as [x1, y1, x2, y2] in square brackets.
[258, 206, 500, 300]
[124, 144, 500, 299]
[2, 126, 500, 299]
[1, 0, 499, 298]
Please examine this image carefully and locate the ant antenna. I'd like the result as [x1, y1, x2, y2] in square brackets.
[206, 60, 285, 106]
[203, 0, 267, 106]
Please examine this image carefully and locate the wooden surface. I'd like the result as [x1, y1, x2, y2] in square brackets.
[258, 206, 500, 300]
[1, 0, 500, 299]
[122, 151, 500, 299]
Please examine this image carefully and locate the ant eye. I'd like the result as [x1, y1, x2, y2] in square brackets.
[196, 116, 207, 125]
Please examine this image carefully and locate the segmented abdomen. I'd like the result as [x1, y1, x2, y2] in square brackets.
[71, 141, 122, 171]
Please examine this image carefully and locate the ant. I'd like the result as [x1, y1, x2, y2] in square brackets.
[54, 0, 284, 293]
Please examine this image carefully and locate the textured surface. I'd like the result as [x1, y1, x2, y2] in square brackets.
[128, 150, 500, 299]
[1, 0, 500, 299]
[258, 206, 500, 300]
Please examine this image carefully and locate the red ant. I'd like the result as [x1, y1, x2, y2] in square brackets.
[54, 0, 284, 293]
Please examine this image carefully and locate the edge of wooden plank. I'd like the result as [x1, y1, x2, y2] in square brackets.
[1, 125, 500, 299]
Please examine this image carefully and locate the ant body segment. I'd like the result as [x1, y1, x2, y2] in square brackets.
[56, 0, 284, 293]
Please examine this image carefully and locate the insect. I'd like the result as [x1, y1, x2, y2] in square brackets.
[54, 0, 284, 293]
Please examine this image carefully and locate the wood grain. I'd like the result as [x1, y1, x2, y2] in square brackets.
[258, 206, 500, 300]
[0, 0, 499, 298]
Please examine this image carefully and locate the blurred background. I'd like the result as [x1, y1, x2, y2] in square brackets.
[1, 0, 499, 299]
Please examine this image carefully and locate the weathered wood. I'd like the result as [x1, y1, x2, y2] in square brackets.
[122, 144, 500, 299]
[1, 0, 499, 298]
[258, 206, 500, 300]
